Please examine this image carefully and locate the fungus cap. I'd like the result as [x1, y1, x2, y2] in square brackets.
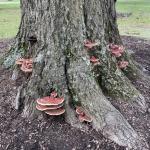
[118, 61, 129, 69]
[36, 103, 63, 111]
[16, 58, 33, 73]
[20, 64, 32, 73]
[79, 114, 92, 123]
[45, 108, 65, 116]
[90, 56, 100, 63]
[118, 46, 124, 53]
[84, 40, 99, 49]
[109, 44, 119, 49]
[76, 107, 85, 115]
[25, 59, 33, 64]
[111, 50, 122, 57]
[36, 96, 64, 106]
[109, 44, 124, 51]
[109, 44, 124, 57]
[26, 63, 32, 68]
[16, 58, 33, 65]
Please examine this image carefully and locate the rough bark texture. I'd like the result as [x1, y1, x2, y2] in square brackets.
[2, 0, 148, 149]
[102, 0, 121, 44]
[102, 0, 148, 82]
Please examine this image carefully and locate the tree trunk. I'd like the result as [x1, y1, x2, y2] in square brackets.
[2, 0, 148, 149]
[101, 0, 149, 82]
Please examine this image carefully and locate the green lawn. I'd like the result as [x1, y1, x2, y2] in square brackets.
[116, 0, 150, 39]
[0, 0, 20, 39]
[0, 0, 150, 39]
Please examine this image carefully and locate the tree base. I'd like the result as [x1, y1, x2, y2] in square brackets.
[11, 49, 147, 149]
[3, 0, 148, 148]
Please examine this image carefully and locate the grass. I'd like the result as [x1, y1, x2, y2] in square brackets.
[0, 0, 150, 39]
[0, 0, 20, 39]
[116, 0, 150, 39]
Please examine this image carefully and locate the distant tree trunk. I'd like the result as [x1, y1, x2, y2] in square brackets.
[2, 0, 148, 149]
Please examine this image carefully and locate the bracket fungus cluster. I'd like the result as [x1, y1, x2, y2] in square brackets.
[84, 40, 100, 49]
[118, 61, 129, 69]
[36, 91, 65, 116]
[83, 40, 101, 66]
[109, 44, 124, 57]
[90, 56, 101, 66]
[16, 58, 33, 73]
[76, 106, 92, 123]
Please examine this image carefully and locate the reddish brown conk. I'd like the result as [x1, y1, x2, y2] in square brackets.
[45, 108, 65, 116]
[36, 97, 64, 106]
[78, 114, 93, 123]
[36, 91, 65, 116]
[36, 103, 63, 111]
[90, 56, 101, 66]
[118, 61, 129, 69]
[20, 62, 32, 73]
[109, 44, 124, 57]
[109, 44, 120, 50]
[76, 106, 92, 123]
[16, 58, 33, 73]
[76, 106, 85, 116]
[84, 40, 100, 49]
[111, 50, 122, 57]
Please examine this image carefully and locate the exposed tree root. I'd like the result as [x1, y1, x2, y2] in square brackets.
[83, 1, 147, 112]
[9, 41, 146, 149]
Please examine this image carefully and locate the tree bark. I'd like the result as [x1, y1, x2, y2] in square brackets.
[102, 0, 149, 82]
[2, 0, 148, 149]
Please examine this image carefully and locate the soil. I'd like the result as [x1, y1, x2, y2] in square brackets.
[0, 36, 150, 150]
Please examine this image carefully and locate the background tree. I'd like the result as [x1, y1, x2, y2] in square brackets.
[2, 0, 148, 149]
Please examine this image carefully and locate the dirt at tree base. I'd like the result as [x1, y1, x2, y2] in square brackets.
[0, 36, 149, 150]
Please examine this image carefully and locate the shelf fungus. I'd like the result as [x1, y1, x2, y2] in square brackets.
[90, 56, 101, 66]
[16, 58, 33, 73]
[36, 96, 64, 106]
[84, 40, 100, 49]
[36, 103, 64, 111]
[109, 44, 124, 57]
[76, 106, 92, 123]
[45, 108, 65, 116]
[118, 61, 129, 69]
[36, 91, 65, 116]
